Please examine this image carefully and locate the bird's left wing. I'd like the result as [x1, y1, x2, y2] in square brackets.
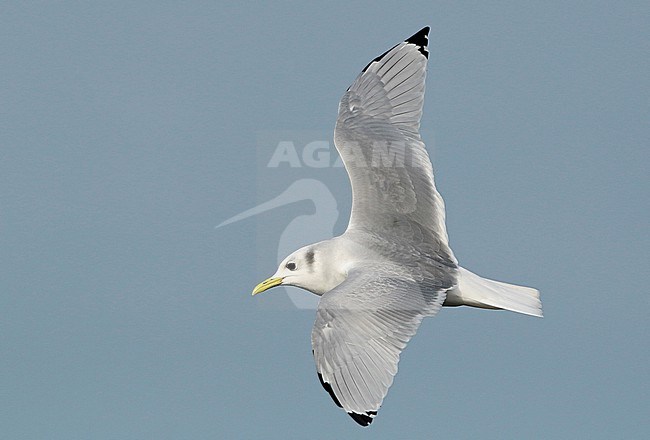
[311, 265, 447, 426]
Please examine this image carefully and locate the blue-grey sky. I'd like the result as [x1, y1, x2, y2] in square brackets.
[1, 1, 648, 438]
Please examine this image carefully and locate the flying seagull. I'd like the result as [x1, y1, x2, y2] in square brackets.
[251, 27, 542, 427]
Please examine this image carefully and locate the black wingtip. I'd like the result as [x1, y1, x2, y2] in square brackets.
[317, 373, 343, 408]
[348, 411, 377, 427]
[317, 373, 379, 426]
[360, 27, 430, 74]
[405, 26, 430, 59]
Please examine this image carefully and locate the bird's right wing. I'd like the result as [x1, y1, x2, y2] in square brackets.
[311, 266, 448, 426]
[333, 27, 450, 248]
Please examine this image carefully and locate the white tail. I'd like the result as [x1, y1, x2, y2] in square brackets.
[444, 267, 543, 317]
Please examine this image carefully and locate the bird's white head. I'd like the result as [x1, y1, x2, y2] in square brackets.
[252, 241, 346, 297]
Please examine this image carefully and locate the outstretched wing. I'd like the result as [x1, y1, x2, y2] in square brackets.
[334, 27, 450, 248]
[311, 266, 448, 426]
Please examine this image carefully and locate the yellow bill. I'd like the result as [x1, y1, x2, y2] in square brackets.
[252, 276, 283, 296]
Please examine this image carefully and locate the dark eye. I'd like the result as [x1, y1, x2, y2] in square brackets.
[286, 262, 297, 271]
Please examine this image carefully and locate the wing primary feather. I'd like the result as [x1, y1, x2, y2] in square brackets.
[317, 372, 343, 408]
[348, 412, 374, 426]
[404, 26, 430, 58]
[382, 58, 418, 88]
[391, 95, 423, 112]
[349, 360, 374, 409]
[376, 48, 411, 78]
[334, 369, 354, 409]
[386, 78, 420, 100]
[360, 44, 398, 74]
